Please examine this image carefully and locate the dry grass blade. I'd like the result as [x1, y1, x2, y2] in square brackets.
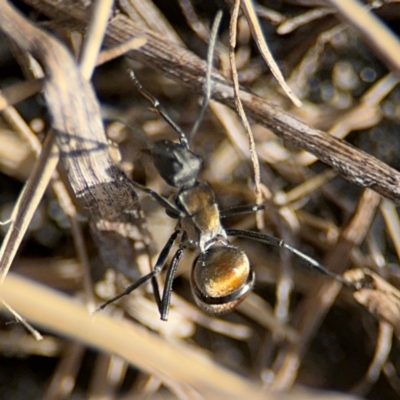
[276, 169, 337, 206]
[1, 272, 268, 400]
[0, 125, 57, 338]
[351, 322, 393, 395]
[1, 272, 363, 399]
[119, 0, 183, 45]
[0, 79, 43, 111]
[229, 0, 262, 207]
[1, 299, 43, 341]
[380, 199, 400, 260]
[277, 6, 333, 35]
[79, 0, 114, 80]
[240, 0, 302, 107]
[97, 37, 147, 66]
[44, 342, 85, 399]
[0, 131, 58, 283]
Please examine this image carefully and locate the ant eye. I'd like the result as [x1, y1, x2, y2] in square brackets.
[191, 246, 254, 314]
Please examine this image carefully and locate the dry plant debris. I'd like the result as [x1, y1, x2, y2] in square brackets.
[1, 0, 400, 399]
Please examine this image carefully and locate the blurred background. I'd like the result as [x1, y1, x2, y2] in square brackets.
[1, 0, 400, 399]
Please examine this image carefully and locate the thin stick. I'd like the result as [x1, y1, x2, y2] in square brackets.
[2, 299, 43, 341]
[189, 10, 223, 140]
[229, 0, 263, 216]
[0, 131, 58, 284]
[79, 0, 114, 80]
[240, 0, 302, 107]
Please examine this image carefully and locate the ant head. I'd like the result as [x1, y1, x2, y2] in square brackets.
[191, 245, 255, 314]
[152, 140, 203, 188]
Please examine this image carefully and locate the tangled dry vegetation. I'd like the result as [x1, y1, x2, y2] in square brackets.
[1, 0, 400, 399]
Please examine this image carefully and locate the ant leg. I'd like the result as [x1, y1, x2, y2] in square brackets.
[225, 229, 358, 288]
[130, 180, 180, 218]
[129, 70, 189, 148]
[97, 230, 180, 311]
[220, 204, 266, 219]
[160, 245, 186, 321]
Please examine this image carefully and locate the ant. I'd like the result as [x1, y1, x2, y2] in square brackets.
[99, 12, 355, 321]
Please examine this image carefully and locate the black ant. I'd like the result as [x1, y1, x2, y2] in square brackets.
[99, 12, 355, 321]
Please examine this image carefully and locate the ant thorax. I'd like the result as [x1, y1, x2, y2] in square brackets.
[175, 181, 227, 252]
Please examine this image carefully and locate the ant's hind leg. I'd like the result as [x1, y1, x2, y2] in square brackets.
[225, 228, 359, 288]
[220, 204, 266, 219]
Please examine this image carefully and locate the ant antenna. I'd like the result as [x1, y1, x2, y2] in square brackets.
[189, 10, 223, 141]
[129, 11, 222, 148]
[128, 70, 190, 148]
